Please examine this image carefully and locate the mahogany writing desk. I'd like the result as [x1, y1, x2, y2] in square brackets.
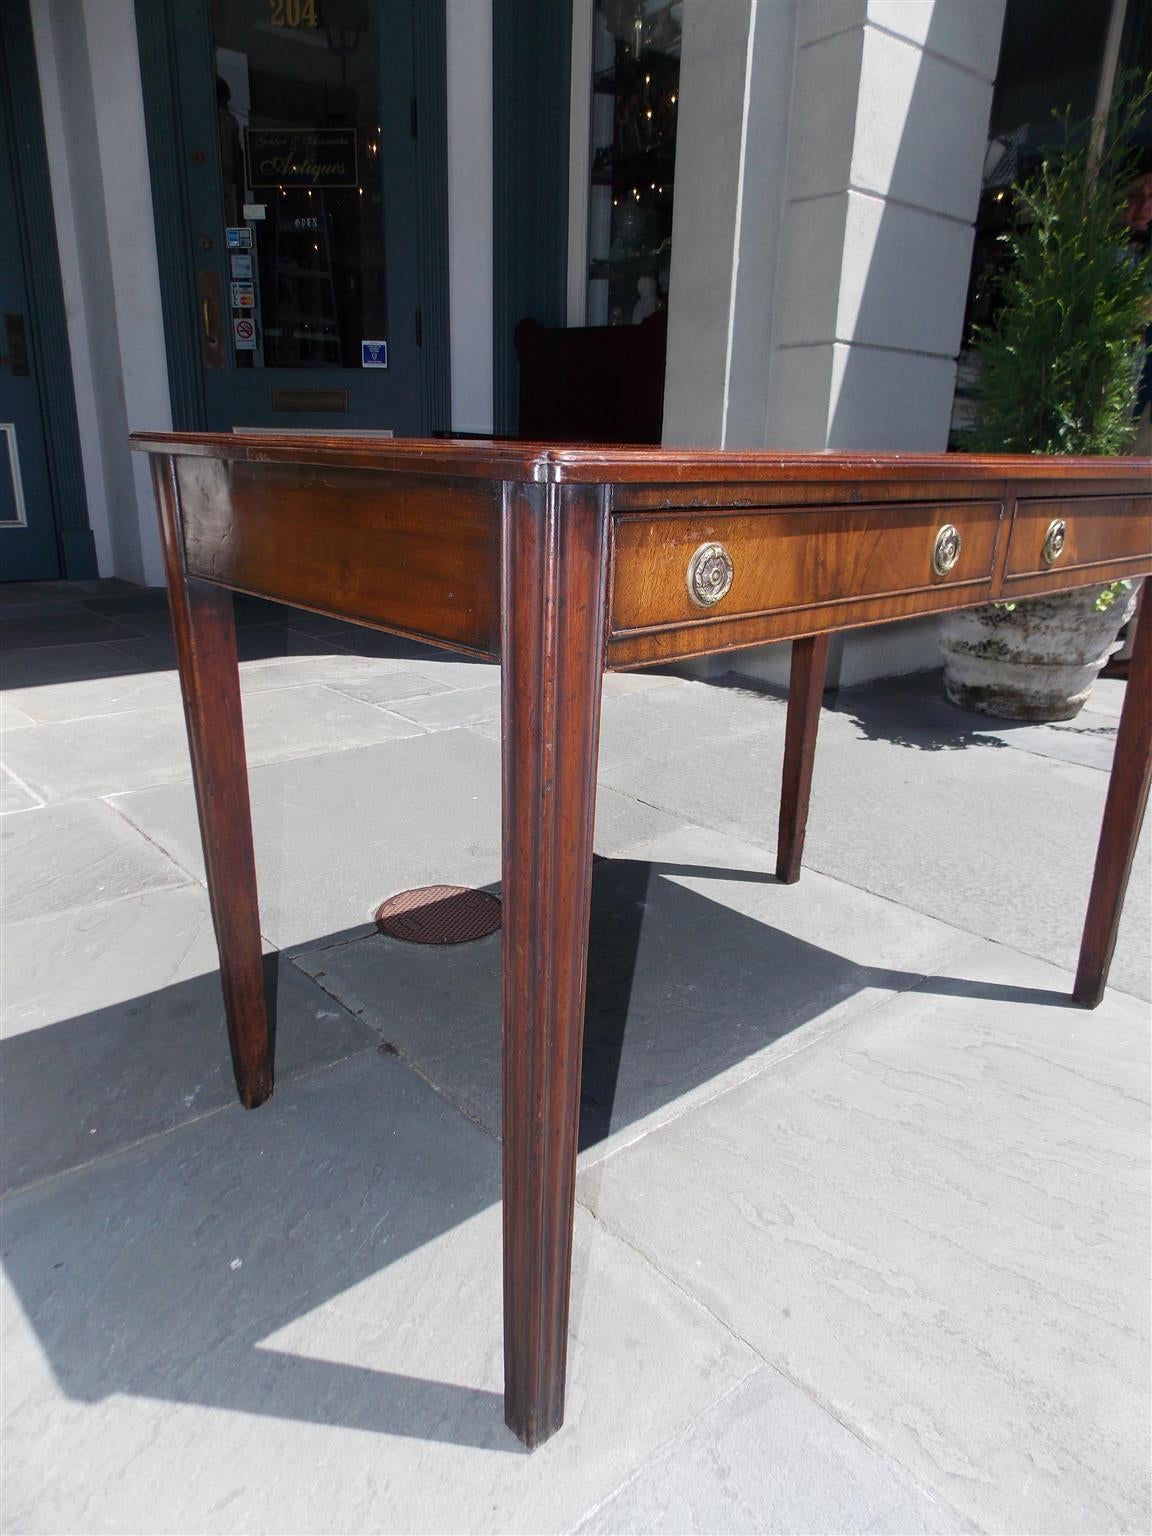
[131, 433, 1152, 1449]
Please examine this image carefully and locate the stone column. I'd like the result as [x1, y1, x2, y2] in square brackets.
[663, 0, 1006, 683]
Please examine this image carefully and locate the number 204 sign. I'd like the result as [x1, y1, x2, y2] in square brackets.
[268, 0, 317, 26]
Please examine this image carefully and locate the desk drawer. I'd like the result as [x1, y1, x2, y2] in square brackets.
[609, 501, 1001, 635]
[1004, 495, 1152, 580]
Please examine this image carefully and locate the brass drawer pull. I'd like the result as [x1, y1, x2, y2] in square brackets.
[1042, 518, 1067, 565]
[687, 542, 734, 607]
[932, 524, 962, 576]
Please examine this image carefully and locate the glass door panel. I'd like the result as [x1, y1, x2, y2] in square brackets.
[210, 0, 388, 372]
[173, 0, 424, 433]
[586, 0, 680, 327]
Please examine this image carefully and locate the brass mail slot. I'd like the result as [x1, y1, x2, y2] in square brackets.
[270, 388, 349, 413]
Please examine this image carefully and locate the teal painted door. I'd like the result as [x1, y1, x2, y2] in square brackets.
[0, 49, 61, 580]
[167, 0, 427, 433]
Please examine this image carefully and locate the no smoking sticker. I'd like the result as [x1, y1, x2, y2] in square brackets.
[233, 317, 256, 351]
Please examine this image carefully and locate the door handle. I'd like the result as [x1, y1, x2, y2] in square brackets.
[195, 270, 226, 370]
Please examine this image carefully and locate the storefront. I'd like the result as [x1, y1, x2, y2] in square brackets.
[3, 0, 1148, 680]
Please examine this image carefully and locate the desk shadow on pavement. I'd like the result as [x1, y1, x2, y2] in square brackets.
[0, 854, 1075, 1450]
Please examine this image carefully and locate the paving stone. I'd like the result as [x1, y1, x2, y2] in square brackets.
[111, 730, 687, 950]
[334, 658, 682, 703]
[575, 1366, 973, 1535]
[106, 623, 346, 670]
[229, 595, 303, 626]
[1, 685, 425, 800]
[867, 665, 1128, 725]
[1079, 675, 1126, 719]
[978, 713, 1119, 772]
[237, 654, 440, 696]
[831, 672, 1122, 772]
[278, 610, 375, 637]
[601, 667, 682, 695]
[464, 677, 787, 766]
[386, 681, 503, 729]
[0, 599, 92, 620]
[63, 578, 141, 596]
[286, 616, 486, 665]
[1, 886, 378, 1193]
[77, 590, 172, 619]
[6, 666, 185, 723]
[0, 610, 148, 650]
[0, 765, 41, 814]
[1, 651, 414, 724]
[0, 581, 107, 610]
[0, 799, 191, 922]
[2, 586, 1146, 1536]
[0, 699, 35, 730]
[78, 606, 174, 635]
[311, 670, 454, 708]
[601, 683, 1151, 999]
[0, 1056, 753, 1535]
[321, 623, 500, 677]
[293, 823, 974, 1151]
[579, 942, 1151, 1536]
[381, 650, 501, 691]
[597, 676, 780, 772]
[0, 641, 141, 690]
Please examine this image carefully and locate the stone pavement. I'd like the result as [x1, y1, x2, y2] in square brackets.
[1, 580, 1148, 1535]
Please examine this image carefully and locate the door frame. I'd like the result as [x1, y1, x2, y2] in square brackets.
[492, 0, 572, 434]
[0, 0, 95, 578]
[135, 0, 450, 434]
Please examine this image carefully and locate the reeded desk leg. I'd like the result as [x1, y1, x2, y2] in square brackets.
[777, 633, 831, 884]
[500, 481, 608, 1449]
[1074, 596, 1152, 1007]
[152, 458, 272, 1108]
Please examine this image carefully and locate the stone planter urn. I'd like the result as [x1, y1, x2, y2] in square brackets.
[939, 582, 1140, 722]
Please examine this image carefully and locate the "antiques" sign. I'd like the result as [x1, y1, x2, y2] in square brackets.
[245, 128, 358, 189]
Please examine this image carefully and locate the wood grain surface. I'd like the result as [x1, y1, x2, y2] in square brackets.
[609, 501, 1002, 636]
[152, 456, 272, 1107]
[133, 432, 1152, 1452]
[1074, 594, 1152, 1007]
[173, 457, 501, 656]
[499, 480, 609, 1448]
[1004, 494, 1152, 583]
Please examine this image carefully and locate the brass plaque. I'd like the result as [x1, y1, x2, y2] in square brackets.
[271, 388, 349, 412]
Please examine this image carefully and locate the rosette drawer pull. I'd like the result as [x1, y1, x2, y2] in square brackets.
[1042, 518, 1067, 565]
[932, 524, 962, 576]
[687, 542, 735, 607]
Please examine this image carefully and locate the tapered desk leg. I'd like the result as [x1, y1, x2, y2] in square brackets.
[152, 458, 272, 1108]
[776, 633, 831, 884]
[1074, 595, 1152, 1007]
[500, 482, 608, 1449]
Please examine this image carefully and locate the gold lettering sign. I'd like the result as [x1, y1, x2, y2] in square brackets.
[245, 129, 358, 190]
[268, 0, 318, 27]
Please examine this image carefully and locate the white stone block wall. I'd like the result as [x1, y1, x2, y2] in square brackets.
[32, 0, 172, 586]
[664, 0, 1007, 688]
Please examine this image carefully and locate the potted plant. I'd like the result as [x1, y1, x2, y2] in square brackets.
[940, 84, 1151, 722]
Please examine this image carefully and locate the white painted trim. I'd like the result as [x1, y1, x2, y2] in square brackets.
[29, 0, 114, 575]
[0, 424, 29, 528]
[566, 0, 594, 326]
[446, 0, 494, 433]
[720, 0, 759, 447]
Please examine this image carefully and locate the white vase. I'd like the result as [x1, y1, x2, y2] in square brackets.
[938, 581, 1140, 722]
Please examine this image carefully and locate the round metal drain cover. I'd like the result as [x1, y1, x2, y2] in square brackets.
[374, 885, 501, 945]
